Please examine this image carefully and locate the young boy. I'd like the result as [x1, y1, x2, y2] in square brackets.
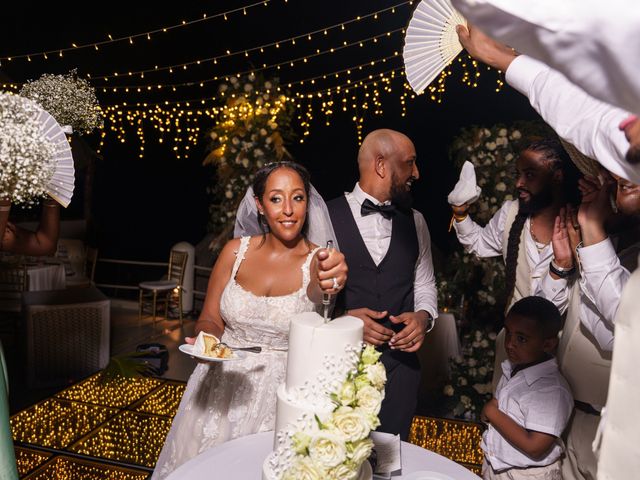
[481, 296, 573, 479]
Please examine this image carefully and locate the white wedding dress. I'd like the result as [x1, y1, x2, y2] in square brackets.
[152, 236, 319, 479]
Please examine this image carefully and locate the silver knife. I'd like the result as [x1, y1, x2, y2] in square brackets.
[322, 240, 334, 323]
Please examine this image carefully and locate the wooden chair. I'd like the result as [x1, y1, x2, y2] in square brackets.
[138, 250, 188, 326]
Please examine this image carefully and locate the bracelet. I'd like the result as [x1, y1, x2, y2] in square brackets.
[549, 260, 576, 278]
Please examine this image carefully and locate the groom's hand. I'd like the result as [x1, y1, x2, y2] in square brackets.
[347, 308, 392, 346]
[389, 311, 429, 352]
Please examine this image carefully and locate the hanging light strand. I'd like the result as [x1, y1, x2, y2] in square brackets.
[0, 0, 274, 63]
[84, 1, 411, 82]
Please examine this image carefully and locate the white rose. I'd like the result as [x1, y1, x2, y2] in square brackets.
[331, 407, 370, 442]
[283, 457, 324, 480]
[364, 363, 387, 390]
[485, 142, 497, 151]
[241, 158, 249, 168]
[210, 131, 218, 140]
[225, 190, 233, 199]
[467, 358, 477, 367]
[232, 136, 239, 145]
[265, 81, 273, 89]
[472, 341, 480, 348]
[260, 128, 268, 136]
[308, 432, 347, 468]
[328, 463, 358, 480]
[472, 383, 486, 394]
[498, 128, 507, 137]
[460, 395, 472, 407]
[337, 380, 357, 406]
[348, 437, 374, 465]
[458, 377, 468, 386]
[443, 385, 454, 396]
[479, 366, 488, 376]
[495, 182, 506, 192]
[504, 194, 513, 201]
[488, 332, 497, 341]
[480, 339, 489, 348]
[254, 148, 264, 157]
[511, 130, 522, 139]
[244, 83, 253, 92]
[355, 385, 382, 414]
[469, 368, 477, 376]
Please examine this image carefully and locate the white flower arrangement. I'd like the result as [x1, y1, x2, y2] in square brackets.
[442, 329, 497, 421]
[20, 70, 103, 134]
[204, 74, 296, 238]
[281, 344, 385, 479]
[0, 93, 57, 205]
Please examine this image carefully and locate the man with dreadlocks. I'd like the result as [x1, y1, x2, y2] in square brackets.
[449, 138, 581, 390]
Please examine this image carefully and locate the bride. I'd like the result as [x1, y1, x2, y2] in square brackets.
[152, 161, 347, 479]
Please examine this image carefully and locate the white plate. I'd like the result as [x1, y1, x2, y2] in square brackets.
[402, 472, 456, 480]
[179, 344, 247, 362]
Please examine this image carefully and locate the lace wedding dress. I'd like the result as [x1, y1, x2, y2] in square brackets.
[152, 236, 319, 479]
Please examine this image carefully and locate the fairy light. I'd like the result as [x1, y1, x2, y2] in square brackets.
[24, 457, 149, 480]
[85, 2, 410, 82]
[0, 0, 274, 63]
[15, 447, 51, 476]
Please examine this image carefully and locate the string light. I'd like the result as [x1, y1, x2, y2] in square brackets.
[85, 2, 410, 82]
[92, 29, 404, 93]
[0, 0, 274, 63]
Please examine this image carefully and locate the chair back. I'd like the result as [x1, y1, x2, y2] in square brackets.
[85, 247, 98, 282]
[0, 264, 27, 312]
[168, 250, 188, 287]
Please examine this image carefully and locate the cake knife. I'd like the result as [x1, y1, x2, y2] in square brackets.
[322, 240, 334, 323]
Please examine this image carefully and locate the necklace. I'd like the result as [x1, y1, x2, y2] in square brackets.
[529, 216, 547, 252]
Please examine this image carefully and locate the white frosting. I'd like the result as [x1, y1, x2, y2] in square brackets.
[192, 331, 220, 356]
[262, 312, 367, 479]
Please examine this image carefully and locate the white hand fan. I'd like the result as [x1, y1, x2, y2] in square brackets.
[403, 0, 466, 94]
[37, 108, 75, 207]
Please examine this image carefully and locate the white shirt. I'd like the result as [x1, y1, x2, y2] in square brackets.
[505, 55, 640, 185]
[576, 239, 630, 351]
[345, 183, 438, 320]
[451, 0, 640, 114]
[482, 358, 573, 471]
[453, 200, 569, 312]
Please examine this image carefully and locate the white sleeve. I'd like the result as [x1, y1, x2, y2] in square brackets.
[451, 0, 640, 114]
[578, 239, 630, 327]
[534, 274, 570, 315]
[413, 211, 438, 321]
[453, 201, 511, 259]
[505, 55, 640, 184]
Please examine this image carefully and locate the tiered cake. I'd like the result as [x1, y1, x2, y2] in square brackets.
[262, 312, 384, 480]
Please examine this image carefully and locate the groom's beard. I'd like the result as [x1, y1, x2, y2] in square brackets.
[517, 185, 554, 215]
[390, 172, 414, 210]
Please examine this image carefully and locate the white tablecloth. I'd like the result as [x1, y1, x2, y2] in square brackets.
[165, 431, 480, 480]
[26, 264, 66, 291]
[418, 312, 462, 390]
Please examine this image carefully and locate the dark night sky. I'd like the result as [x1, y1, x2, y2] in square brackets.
[1, 1, 540, 262]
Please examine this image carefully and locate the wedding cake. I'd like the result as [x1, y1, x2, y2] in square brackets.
[262, 312, 386, 480]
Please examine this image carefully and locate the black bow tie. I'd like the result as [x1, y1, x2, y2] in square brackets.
[360, 198, 396, 219]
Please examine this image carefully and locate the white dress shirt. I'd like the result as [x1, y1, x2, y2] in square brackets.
[482, 358, 573, 471]
[505, 55, 640, 185]
[453, 200, 569, 312]
[576, 239, 631, 351]
[451, 0, 640, 114]
[345, 183, 438, 320]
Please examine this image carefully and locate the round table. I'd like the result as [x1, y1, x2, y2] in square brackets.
[166, 431, 480, 479]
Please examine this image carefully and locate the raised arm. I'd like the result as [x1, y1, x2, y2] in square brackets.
[190, 239, 239, 341]
[1, 197, 60, 256]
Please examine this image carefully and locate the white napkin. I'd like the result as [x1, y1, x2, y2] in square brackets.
[447, 161, 482, 206]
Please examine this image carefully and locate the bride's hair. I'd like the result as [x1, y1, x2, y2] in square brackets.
[252, 161, 311, 240]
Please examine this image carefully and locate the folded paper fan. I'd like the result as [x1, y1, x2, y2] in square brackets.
[37, 108, 74, 207]
[403, 0, 466, 94]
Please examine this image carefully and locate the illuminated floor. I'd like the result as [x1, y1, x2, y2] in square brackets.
[11, 371, 482, 479]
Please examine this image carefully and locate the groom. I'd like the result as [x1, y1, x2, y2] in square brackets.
[328, 129, 438, 440]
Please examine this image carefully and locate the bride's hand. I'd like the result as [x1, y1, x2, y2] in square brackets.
[316, 248, 348, 294]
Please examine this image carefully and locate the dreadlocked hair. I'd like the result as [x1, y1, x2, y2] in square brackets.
[504, 138, 580, 305]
